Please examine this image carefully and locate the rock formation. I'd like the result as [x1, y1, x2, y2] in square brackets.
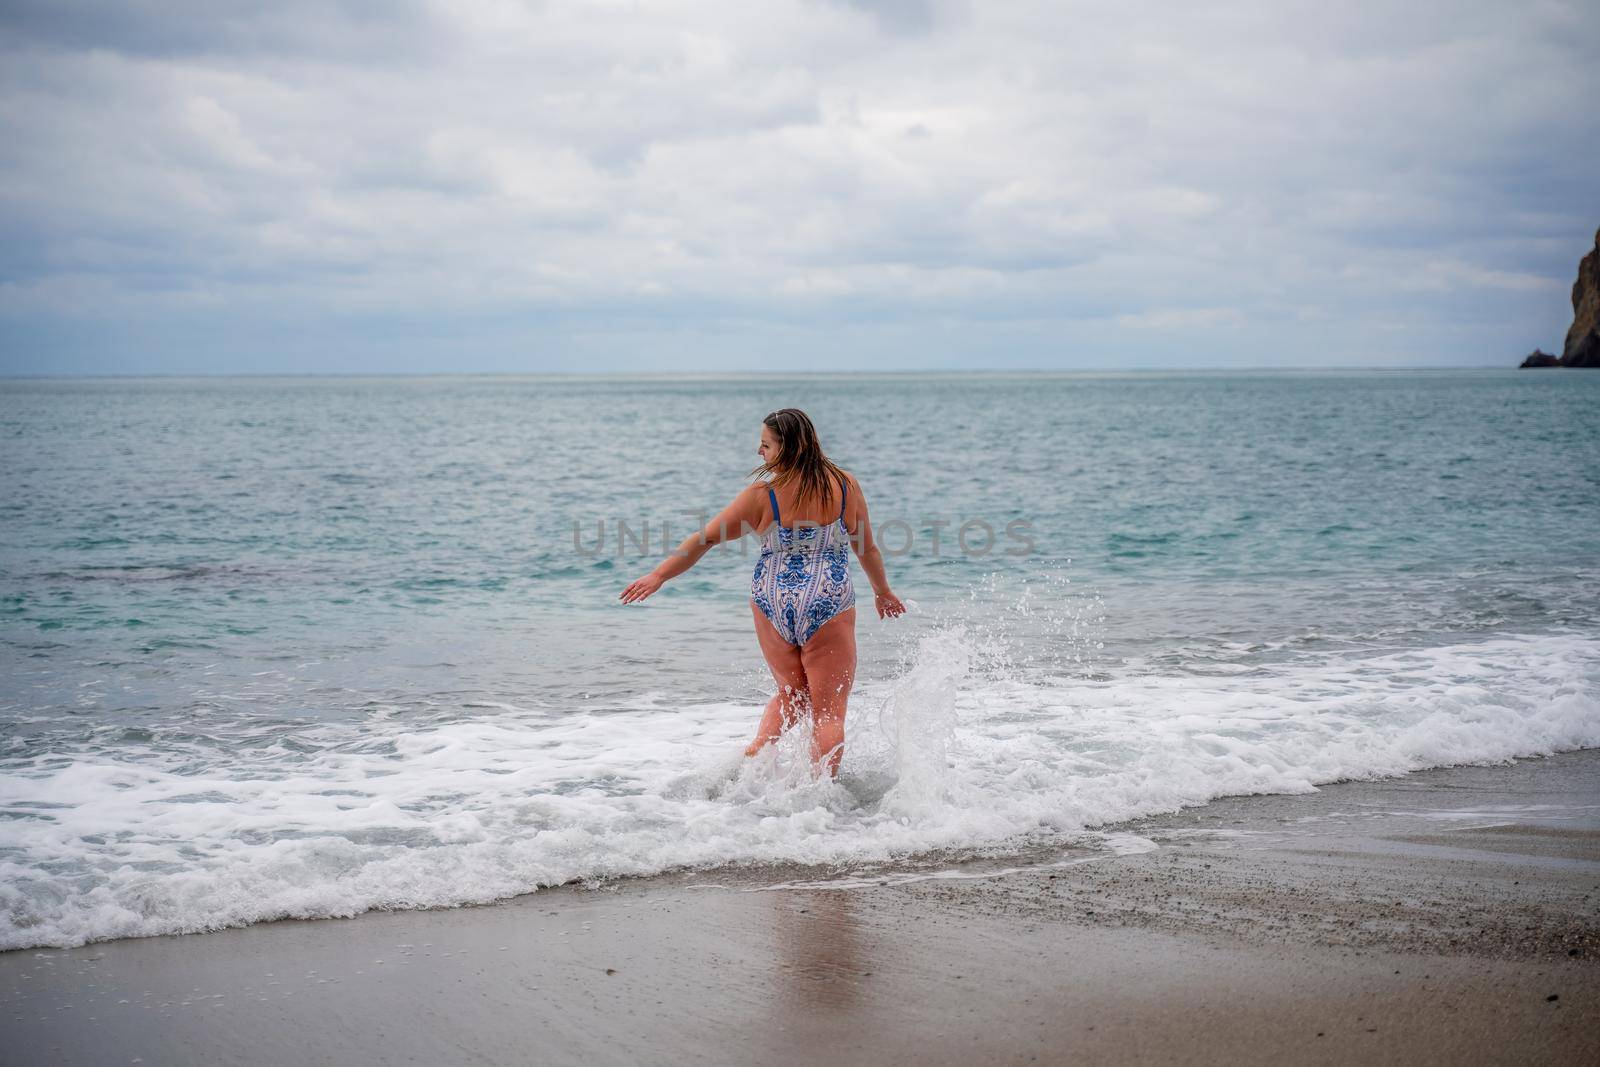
[1521, 227, 1599, 367]
[1562, 227, 1600, 368]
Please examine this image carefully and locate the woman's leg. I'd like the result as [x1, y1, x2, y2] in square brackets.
[747, 600, 809, 757]
[799, 606, 857, 777]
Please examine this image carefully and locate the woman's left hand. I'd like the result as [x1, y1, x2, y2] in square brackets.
[874, 590, 907, 619]
[620, 572, 664, 604]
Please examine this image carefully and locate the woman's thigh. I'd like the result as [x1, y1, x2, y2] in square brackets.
[751, 599, 807, 694]
[799, 607, 856, 718]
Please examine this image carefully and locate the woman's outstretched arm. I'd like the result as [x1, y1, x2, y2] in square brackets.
[619, 485, 764, 604]
[845, 476, 906, 619]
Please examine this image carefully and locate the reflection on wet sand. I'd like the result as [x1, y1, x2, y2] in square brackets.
[766, 890, 870, 1013]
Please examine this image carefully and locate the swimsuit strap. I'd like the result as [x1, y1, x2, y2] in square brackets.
[768, 485, 781, 526]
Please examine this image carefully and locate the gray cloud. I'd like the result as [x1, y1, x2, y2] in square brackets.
[821, 0, 952, 34]
[1, 0, 1596, 374]
[0, 0, 446, 61]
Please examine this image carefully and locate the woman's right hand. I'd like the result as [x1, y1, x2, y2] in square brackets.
[874, 590, 906, 619]
[620, 572, 664, 604]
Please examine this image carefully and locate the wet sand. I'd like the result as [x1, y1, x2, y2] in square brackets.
[3, 749, 1596, 1065]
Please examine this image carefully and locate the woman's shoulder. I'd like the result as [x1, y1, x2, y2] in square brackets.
[732, 481, 772, 524]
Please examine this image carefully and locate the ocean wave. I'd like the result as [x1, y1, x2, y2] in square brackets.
[2, 628, 1597, 951]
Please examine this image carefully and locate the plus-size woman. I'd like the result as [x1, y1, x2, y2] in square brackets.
[620, 408, 906, 776]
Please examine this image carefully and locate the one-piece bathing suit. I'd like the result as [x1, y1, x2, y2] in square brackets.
[751, 476, 855, 647]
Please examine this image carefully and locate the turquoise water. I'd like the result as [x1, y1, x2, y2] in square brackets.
[2, 369, 1598, 949]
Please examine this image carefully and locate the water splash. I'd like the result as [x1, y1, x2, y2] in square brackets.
[877, 629, 970, 817]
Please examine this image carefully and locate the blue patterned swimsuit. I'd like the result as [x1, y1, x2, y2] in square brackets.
[751, 477, 856, 646]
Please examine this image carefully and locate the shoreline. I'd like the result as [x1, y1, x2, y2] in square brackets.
[3, 749, 1597, 1064]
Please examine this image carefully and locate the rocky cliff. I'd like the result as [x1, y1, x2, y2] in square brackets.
[1562, 227, 1600, 368]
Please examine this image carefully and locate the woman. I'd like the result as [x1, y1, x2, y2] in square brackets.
[619, 408, 906, 776]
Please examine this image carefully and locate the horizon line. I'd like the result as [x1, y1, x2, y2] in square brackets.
[0, 364, 1550, 381]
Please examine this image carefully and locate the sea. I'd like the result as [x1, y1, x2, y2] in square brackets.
[2, 369, 1597, 951]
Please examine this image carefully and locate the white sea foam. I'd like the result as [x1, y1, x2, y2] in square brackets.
[2, 628, 1597, 950]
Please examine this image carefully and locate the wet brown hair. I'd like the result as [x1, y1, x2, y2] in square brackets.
[751, 408, 849, 513]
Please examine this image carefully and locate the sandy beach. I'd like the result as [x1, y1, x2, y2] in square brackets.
[3, 748, 1595, 1065]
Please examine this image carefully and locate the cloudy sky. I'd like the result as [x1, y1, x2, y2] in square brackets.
[2, 0, 1597, 375]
